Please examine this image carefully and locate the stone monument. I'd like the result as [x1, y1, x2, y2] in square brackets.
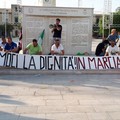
[22, 6, 93, 55]
[38, 0, 56, 6]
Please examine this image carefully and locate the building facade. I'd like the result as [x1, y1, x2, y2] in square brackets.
[0, 9, 12, 37]
[93, 13, 102, 38]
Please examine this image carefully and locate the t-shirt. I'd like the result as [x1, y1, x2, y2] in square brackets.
[95, 42, 105, 56]
[53, 25, 62, 38]
[4, 42, 17, 51]
[107, 34, 118, 42]
[0, 42, 6, 49]
[26, 43, 42, 55]
[51, 44, 64, 54]
[95, 40, 109, 56]
[106, 45, 119, 56]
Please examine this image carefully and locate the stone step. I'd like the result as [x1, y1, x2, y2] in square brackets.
[0, 67, 120, 75]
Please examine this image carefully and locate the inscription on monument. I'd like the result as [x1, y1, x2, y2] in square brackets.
[71, 18, 89, 47]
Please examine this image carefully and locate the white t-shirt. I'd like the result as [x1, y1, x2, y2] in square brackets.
[0, 42, 6, 49]
[117, 38, 120, 47]
[106, 45, 119, 56]
[51, 44, 64, 54]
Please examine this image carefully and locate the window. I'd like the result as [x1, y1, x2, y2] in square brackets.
[14, 17, 18, 23]
[15, 7, 18, 12]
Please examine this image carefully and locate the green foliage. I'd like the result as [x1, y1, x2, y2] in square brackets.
[0, 23, 14, 36]
[98, 10, 120, 37]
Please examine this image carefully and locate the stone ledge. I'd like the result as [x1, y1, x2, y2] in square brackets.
[0, 67, 120, 75]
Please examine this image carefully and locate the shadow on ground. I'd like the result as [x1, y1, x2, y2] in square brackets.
[0, 111, 49, 120]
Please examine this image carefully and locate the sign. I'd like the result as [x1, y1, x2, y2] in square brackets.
[0, 52, 120, 70]
[24, 6, 93, 17]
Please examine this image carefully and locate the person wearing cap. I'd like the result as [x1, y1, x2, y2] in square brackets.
[4, 37, 18, 53]
[51, 38, 64, 55]
[105, 39, 119, 56]
[23, 39, 42, 55]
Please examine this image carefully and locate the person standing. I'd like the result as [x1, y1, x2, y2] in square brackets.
[51, 18, 62, 43]
[107, 29, 118, 43]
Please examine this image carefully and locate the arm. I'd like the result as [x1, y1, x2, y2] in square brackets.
[0, 46, 3, 51]
[105, 52, 109, 56]
[60, 50, 64, 55]
[11, 47, 18, 52]
[37, 51, 42, 55]
[23, 48, 29, 54]
[105, 46, 109, 56]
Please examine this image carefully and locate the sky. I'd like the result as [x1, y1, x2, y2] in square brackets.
[0, 0, 120, 12]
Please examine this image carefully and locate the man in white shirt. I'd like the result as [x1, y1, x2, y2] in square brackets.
[51, 38, 64, 55]
[105, 40, 119, 56]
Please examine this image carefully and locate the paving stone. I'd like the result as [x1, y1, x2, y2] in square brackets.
[43, 95, 63, 100]
[108, 112, 120, 120]
[63, 95, 95, 100]
[0, 106, 16, 113]
[46, 113, 88, 120]
[87, 113, 112, 120]
[67, 106, 95, 113]
[0, 112, 19, 120]
[18, 114, 45, 120]
[15, 106, 38, 114]
[35, 89, 61, 96]
[93, 105, 120, 112]
[46, 99, 79, 106]
[37, 106, 67, 113]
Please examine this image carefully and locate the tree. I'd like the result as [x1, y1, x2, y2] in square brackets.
[112, 11, 120, 31]
[0, 23, 14, 37]
[98, 10, 120, 37]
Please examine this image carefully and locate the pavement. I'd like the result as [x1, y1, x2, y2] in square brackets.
[0, 74, 120, 120]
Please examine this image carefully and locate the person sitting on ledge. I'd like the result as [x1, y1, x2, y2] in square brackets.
[105, 39, 119, 56]
[4, 37, 18, 53]
[51, 38, 64, 55]
[23, 39, 42, 55]
[0, 36, 7, 51]
[95, 38, 109, 56]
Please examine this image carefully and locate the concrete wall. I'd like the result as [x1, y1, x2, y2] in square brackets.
[22, 6, 93, 55]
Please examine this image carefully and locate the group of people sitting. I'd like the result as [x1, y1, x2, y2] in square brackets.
[95, 29, 120, 56]
[0, 36, 18, 53]
[0, 36, 64, 55]
[23, 37, 64, 55]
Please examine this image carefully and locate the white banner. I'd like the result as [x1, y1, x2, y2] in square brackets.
[0, 52, 120, 70]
